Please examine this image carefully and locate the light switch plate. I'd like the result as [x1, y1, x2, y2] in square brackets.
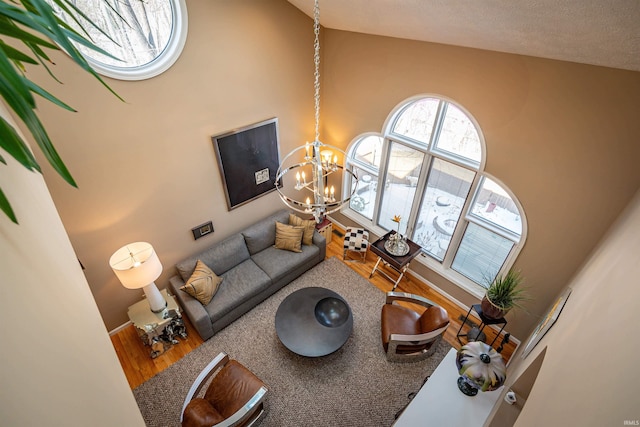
[192, 221, 214, 240]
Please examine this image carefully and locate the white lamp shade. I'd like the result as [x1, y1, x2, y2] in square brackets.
[109, 242, 163, 290]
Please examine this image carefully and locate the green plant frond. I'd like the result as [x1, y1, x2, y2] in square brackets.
[20, 109, 77, 187]
[0, 2, 55, 38]
[26, 2, 125, 102]
[0, 57, 76, 186]
[25, 36, 52, 61]
[0, 186, 18, 224]
[0, 116, 40, 172]
[0, 15, 58, 49]
[0, 0, 127, 223]
[24, 41, 64, 83]
[0, 42, 35, 106]
[51, 0, 126, 44]
[22, 0, 85, 56]
[60, 26, 121, 61]
[0, 40, 38, 64]
[47, 0, 94, 39]
[485, 269, 528, 311]
[0, 152, 5, 164]
[24, 79, 75, 112]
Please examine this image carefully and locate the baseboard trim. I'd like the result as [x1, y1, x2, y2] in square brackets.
[109, 321, 132, 336]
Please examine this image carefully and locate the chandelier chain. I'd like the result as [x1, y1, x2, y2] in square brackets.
[313, 0, 321, 143]
[274, 0, 358, 222]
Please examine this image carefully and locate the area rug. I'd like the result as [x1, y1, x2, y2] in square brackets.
[133, 256, 451, 426]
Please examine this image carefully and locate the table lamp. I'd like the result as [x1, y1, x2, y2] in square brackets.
[109, 242, 167, 313]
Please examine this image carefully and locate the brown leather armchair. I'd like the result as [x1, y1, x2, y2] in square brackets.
[381, 291, 450, 362]
[181, 352, 268, 427]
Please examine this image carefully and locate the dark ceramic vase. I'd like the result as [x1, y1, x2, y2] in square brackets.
[480, 295, 508, 320]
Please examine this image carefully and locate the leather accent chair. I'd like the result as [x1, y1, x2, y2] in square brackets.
[181, 352, 268, 427]
[381, 292, 450, 362]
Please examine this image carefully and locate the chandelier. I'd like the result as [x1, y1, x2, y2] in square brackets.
[275, 0, 358, 223]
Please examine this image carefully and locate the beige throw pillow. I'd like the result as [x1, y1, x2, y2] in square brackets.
[289, 213, 316, 246]
[180, 260, 223, 305]
[274, 222, 304, 253]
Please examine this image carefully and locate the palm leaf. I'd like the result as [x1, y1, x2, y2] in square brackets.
[0, 0, 127, 223]
[26, 0, 124, 101]
[0, 40, 38, 64]
[0, 116, 40, 171]
[25, 79, 76, 112]
[0, 186, 18, 224]
[51, 0, 128, 43]
[0, 15, 58, 49]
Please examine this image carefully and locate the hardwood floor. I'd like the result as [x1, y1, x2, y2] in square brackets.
[111, 224, 516, 389]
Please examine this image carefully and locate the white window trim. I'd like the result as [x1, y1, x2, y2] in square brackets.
[82, 0, 188, 81]
[342, 94, 527, 298]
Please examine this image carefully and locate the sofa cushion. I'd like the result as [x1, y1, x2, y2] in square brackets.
[274, 222, 304, 253]
[289, 214, 316, 245]
[252, 244, 319, 283]
[180, 260, 223, 305]
[177, 233, 250, 281]
[241, 210, 290, 255]
[204, 259, 271, 324]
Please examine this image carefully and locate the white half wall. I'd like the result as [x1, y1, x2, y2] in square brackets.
[0, 103, 144, 426]
[487, 187, 640, 426]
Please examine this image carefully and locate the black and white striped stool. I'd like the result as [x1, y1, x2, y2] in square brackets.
[343, 227, 369, 262]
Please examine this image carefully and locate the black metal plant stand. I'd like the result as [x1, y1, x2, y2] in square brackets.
[456, 304, 507, 348]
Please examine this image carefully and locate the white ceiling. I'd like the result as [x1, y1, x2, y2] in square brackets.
[287, 0, 640, 72]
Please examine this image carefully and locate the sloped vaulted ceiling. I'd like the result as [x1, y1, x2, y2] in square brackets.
[287, 0, 640, 72]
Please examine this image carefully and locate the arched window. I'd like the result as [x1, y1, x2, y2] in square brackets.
[50, 0, 188, 80]
[344, 95, 527, 295]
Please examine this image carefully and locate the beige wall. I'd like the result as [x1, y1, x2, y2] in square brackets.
[22, 0, 315, 330]
[488, 189, 640, 426]
[0, 104, 144, 425]
[321, 30, 640, 339]
[17, 0, 640, 341]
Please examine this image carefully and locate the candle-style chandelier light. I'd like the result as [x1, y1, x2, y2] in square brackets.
[275, 0, 358, 223]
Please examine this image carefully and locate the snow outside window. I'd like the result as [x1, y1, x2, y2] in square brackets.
[50, 0, 188, 80]
[344, 95, 527, 294]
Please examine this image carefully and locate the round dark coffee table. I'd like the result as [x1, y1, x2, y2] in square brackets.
[275, 287, 353, 357]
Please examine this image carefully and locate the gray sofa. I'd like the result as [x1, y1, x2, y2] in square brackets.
[169, 209, 326, 340]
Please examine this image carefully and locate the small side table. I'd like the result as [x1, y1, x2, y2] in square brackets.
[456, 304, 507, 348]
[315, 218, 332, 244]
[369, 231, 422, 290]
[127, 289, 187, 358]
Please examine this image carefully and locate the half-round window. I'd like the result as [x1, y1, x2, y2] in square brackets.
[51, 0, 188, 80]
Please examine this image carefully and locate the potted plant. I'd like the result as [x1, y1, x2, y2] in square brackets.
[481, 269, 527, 319]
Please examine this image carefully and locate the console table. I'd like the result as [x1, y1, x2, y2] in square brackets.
[369, 231, 422, 290]
[393, 348, 503, 426]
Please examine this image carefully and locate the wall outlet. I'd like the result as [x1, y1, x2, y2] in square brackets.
[192, 221, 214, 240]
